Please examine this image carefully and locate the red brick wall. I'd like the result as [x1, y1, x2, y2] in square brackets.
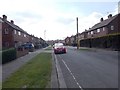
[0, 22, 2, 49]
[2, 22, 14, 48]
[93, 27, 108, 38]
[107, 15, 120, 34]
[14, 30, 29, 46]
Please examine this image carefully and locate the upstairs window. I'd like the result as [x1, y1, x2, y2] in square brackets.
[14, 30, 17, 34]
[18, 31, 21, 35]
[4, 28, 9, 34]
[88, 32, 90, 35]
[111, 25, 114, 30]
[103, 27, 105, 31]
[24, 34, 26, 37]
[97, 29, 100, 33]
[91, 31, 93, 34]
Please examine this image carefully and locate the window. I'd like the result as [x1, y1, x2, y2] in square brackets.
[103, 27, 105, 31]
[91, 31, 93, 34]
[14, 30, 17, 34]
[97, 29, 100, 33]
[88, 32, 90, 35]
[18, 31, 21, 35]
[4, 28, 9, 34]
[24, 34, 26, 37]
[111, 25, 114, 30]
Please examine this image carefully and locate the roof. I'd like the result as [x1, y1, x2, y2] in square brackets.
[2, 18, 28, 34]
[86, 13, 119, 32]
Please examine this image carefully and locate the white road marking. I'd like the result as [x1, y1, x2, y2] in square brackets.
[58, 55, 83, 90]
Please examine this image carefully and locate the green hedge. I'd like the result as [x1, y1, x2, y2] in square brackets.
[2, 48, 17, 64]
[80, 34, 120, 51]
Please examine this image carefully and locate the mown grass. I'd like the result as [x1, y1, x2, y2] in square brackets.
[2, 52, 52, 88]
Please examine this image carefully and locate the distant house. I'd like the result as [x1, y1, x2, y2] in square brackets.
[65, 37, 71, 45]
[1, 15, 29, 49]
[70, 35, 76, 46]
[85, 13, 120, 39]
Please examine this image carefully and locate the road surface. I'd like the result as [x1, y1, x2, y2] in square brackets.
[55, 47, 118, 89]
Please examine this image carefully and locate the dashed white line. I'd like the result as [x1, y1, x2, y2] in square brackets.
[59, 55, 83, 90]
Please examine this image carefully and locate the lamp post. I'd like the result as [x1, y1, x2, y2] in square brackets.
[76, 17, 79, 49]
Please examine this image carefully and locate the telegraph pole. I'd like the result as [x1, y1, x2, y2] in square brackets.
[76, 17, 79, 49]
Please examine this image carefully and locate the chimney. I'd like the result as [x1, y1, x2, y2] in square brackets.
[2, 15, 7, 20]
[100, 18, 103, 22]
[10, 20, 14, 24]
[108, 14, 112, 19]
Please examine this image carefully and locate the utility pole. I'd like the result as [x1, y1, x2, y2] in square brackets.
[76, 17, 79, 49]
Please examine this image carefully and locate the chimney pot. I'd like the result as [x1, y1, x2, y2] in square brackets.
[100, 18, 103, 22]
[2, 15, 7, 20]
[10, 20, 14, 24]
[108, 14, 112, 18]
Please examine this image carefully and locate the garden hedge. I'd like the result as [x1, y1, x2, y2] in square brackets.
[80, 33, 120, 51]
[2, 48, 17, 64]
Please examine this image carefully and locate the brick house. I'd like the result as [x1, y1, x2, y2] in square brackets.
[0, 18, 3, 50]
[85, 14, 120, 39]
[65, 37, 71, 45]
[1, 15, 29, 49]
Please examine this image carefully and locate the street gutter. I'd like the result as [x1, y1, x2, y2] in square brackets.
[51, 53, 67, 88]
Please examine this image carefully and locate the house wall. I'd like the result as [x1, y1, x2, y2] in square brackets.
[93, 27, 108, 38]
[86, 26, 108, 39]
[2, 22, 14, 49]
[65, 37, 70, 45]
[0, 22, 2, 49]
[107, 14, 120, 34]
[14, 30, 29, 47]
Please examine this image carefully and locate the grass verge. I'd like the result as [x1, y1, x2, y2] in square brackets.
[2, 52, 52, 88]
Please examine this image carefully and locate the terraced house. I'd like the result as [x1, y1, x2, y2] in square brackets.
[1, 15, 47, 50]
[0, 18, 2, 49]
[1, 15, 30, 49]
[65, 13, 120, 48]
[84, 14, 120, 39]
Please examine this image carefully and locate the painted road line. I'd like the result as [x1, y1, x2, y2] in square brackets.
[59, 55, 83, 90]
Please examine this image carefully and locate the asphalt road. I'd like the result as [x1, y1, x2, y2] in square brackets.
[55, 47, 118, 89]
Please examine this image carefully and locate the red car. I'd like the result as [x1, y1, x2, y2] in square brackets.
[53, 43, 67, 54]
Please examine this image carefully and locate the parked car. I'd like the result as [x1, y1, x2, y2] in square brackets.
[22, 43, 34, 52]
[54, 43, 67, 54]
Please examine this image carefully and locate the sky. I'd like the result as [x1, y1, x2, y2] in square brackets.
[0, 0, 119, 40]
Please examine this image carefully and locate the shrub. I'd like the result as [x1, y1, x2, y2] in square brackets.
[2, 48, 17, 64]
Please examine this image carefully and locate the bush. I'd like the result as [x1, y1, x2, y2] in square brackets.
[2, 48, 17, 64]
